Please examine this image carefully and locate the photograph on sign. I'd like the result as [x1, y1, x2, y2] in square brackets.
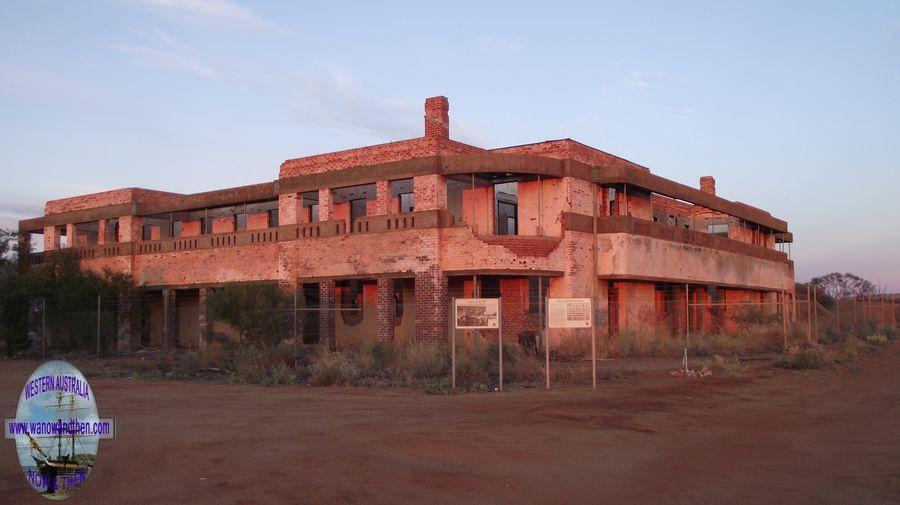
[547, 298, 593, 328]
[454, 298, 500, 329]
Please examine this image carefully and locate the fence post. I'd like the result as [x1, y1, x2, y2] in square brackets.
[498, 298, 503, 392]
[806, 284, 812, 345]
[813, 287, 818, 343]
[781, 289, 788, 350]
[450, 297, 456, 391]
[835, 297, 840, 335]
[96, 293, 101, 359]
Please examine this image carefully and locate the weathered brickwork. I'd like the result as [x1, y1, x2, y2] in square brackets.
[376, 277, 396, 342]
[414, 265, 448, 343]
[24, 96, 794, 349]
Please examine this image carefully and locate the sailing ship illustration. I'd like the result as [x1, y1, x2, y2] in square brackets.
[24, 390, 94, 498]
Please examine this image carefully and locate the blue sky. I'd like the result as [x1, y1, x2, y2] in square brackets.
[0, 1, 898, 289]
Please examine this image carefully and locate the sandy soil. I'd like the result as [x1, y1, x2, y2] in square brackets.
[1, 346, 898, 505]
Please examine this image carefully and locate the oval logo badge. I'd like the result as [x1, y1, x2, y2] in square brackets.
[10, 361, 107, 500]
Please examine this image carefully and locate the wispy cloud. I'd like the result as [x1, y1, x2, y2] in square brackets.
[0, 202, 43, 229]
[110, 30, 216, 78]
[288, 65, 420, 140]
[122, 0, 277, 31]
[481, 37, 524, 55]
[628, 71, 670, 88]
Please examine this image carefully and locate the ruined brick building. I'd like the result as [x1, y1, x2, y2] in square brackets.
[18, 97, 795, 350]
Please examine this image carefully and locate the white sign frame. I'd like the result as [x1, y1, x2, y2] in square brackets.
[453, 298, 500, 329]
[547, 298, 593, 328]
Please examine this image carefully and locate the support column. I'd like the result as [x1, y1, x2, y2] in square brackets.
[377, 277, 396, 342]
[98, 218, 108, 245]
[319, 281, 335, 349]
[412, 175, 447, 211]
[118, 215, 143, 243]
[414, 266, 448, 343]
[278, 193, 302, 226]
[318, 188, 333, 221]
[44, 226, 60, 251]
[116, 294, 134, 353]
[65, 224, 76, 248]
[374, 181, 391, 216]
[162, 289, 176, 351]
[198, 288, 209, 351]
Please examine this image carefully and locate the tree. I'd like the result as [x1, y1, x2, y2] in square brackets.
[0, 238, 142, 356]
[206, 283, 291, 347]
[811, 272, 878, 302]
[0, 229, 30, 355]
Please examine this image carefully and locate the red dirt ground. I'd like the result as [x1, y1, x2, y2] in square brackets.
[1, 345, 898, 504]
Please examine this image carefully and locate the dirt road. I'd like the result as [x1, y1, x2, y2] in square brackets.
[1, 346, 898, 504]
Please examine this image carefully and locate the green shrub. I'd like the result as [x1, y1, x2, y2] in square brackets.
[199, 341, 227, 369]
[232, 345, 269, 383]
[504, 346, 544, 384]
[423, 376, 453, 395]
[714, 355, 745, 376]
[353, 341, 400, 377]
[866, 333, 888, 345]
[309, 347, 359, 386]
[401, 343, 449, 380]
[206, 283, 292, 347]
[555, 335, 590, 360]
[266, 362, 298, 386]
[774, 348, 832, 370]
[454, 346, 491, 391]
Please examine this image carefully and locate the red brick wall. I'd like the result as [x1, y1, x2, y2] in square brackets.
[279, 136, 481, 178]
[212, 217, 235, 234]
[424, 96, 449, 139]
[246, 212, 269, 230]
[45, 188, 182, 215]
[414, 265, 448, 343]
[182, 220, 201, 237]
[492, 139, 649, 172]
[377, 277, 395, 342]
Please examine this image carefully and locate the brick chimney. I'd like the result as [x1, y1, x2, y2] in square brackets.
[700, 176, 716, 195]
[424, 96, 449, 139]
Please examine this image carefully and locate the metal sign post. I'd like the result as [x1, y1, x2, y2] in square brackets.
[452, 297, 501, 391]
[543, 295, 550, 391]
[450, 297, 456, 390]
[547, 298, 594, 390]
[498, 300, 503, 392]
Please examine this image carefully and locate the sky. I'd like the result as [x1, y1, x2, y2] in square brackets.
[0, 0, 898, 289]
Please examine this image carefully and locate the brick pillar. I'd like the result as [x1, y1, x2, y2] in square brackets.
[278, 193, 301, 226]
[318, 188, 333, 221]
[424, 96, 449, 139]
[412, 175, 447, 211]
[377, 277, 396, 342]
[65, 223, 76, 248]
[373, 181, 391, 216]
[198, 288, 209, 351]
[414, 266, 448, 343]
[700, 176, 716, 195]
[44, 226, 60, 251]
[116, 294, 134, 353]
[319, 281, 335, 349]
[97, 218, 108, 245]
[162, 289, 176, 350]
[118, 215, 143, 242]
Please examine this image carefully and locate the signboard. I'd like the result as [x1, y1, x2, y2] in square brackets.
[454, 298, 500, 329]
[547, 298, 593, 328]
